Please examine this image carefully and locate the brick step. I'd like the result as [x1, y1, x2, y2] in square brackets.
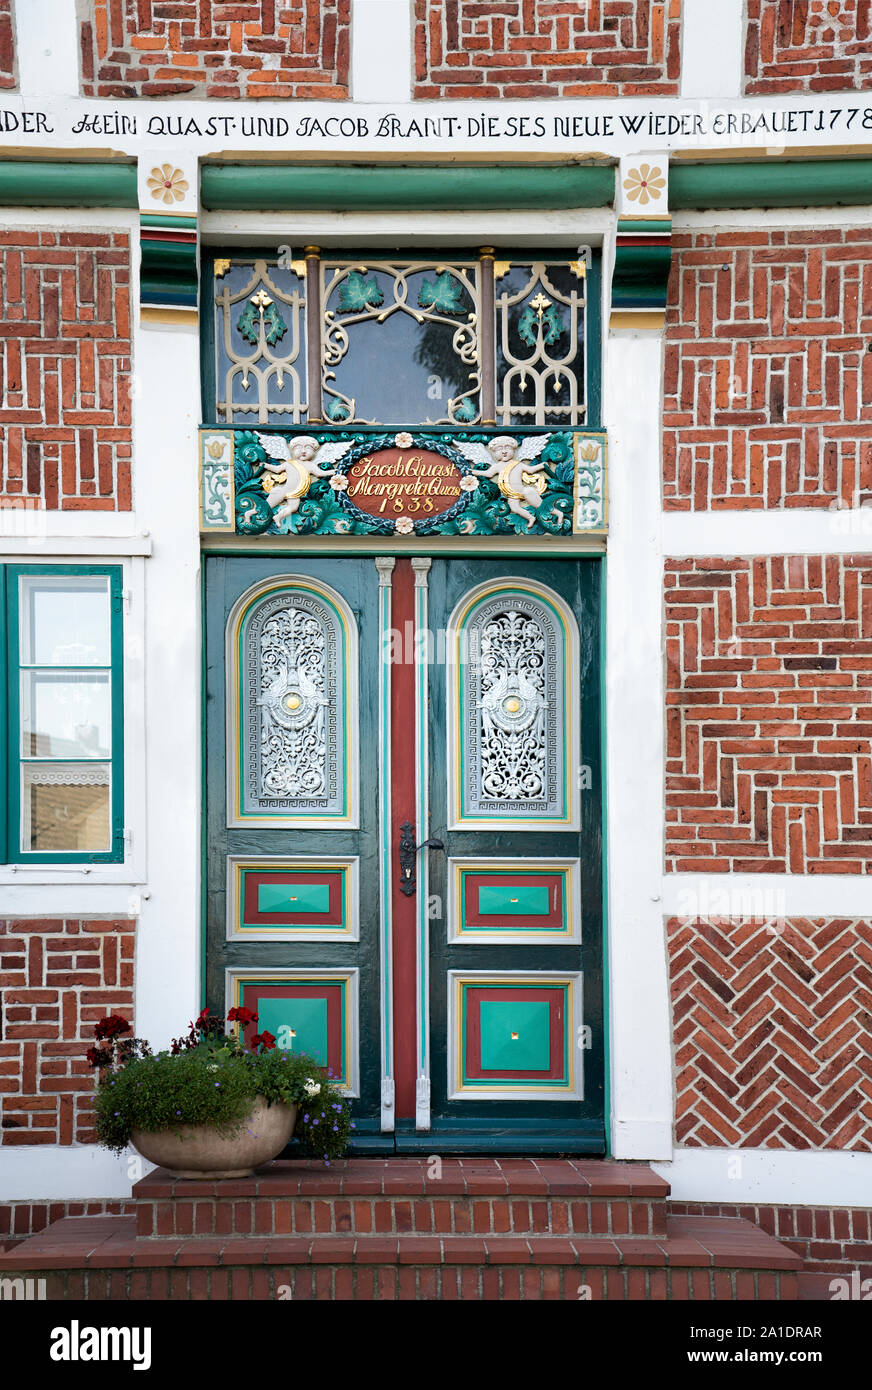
[134, 1158, 670, 1239]
[0, 1214, 802, 1300]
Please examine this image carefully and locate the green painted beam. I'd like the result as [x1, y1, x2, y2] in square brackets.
[670, 159, 872, 209]
[0, 161, 137, 207]
[200, 163, 615, 211]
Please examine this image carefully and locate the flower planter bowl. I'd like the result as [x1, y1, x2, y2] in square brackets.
[131, 1097, 296, 1179]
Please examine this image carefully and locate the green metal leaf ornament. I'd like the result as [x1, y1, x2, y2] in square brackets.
[417, 271, 466, 316]
[337, 271, 384, 313]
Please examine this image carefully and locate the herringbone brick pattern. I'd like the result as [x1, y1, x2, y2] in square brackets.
[80, 0, 350, 99]
[0, 231, 132, 511]
[0, 919, 135, 1146]
[0, 0, 15, 89]
[665, 556, 872, 873]
[745, 0, 872, 93]
[413, 0, 682, 98]
[664, 229, 872, 511]
[669, 916, 872, 1149]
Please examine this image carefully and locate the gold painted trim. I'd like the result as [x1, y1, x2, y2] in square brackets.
[141, 306, 199, 327]
[205, 150, 616, 167]
[670, 146, 872, 162]
[609, 309, 666, 332]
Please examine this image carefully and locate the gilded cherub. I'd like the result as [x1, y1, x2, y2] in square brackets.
[455, 434, 549, 527]
[255, 434, 354, 524]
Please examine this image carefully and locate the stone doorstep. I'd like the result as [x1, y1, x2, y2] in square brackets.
[0, 1214, 803, 1275]
[133, 1158, 672, 1200]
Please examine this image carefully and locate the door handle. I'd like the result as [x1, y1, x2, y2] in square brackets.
[398, 821, 445, 897]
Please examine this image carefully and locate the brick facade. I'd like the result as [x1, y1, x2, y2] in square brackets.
[0, 0, 15, 89]
[664, 229, 872, 512]
[669, 915, 872, 1149]
[0, 919, 135, 1147]
[665, 556, 872, 873]
[413, 0, 682, 98]
[744, 0, 872, 94]
[80, 0, 350, 99]
[0, 231, 132, 512]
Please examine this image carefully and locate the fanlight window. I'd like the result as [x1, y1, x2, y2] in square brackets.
[228, 578, 358, 827]
[448, 581, 579, 830]
[208, 250, 589, 428]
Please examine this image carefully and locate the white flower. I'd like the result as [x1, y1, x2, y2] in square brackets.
[460, 474, 479, 492]
[329, 474, 348, 491]
[395, 516, 415, 534]
[394, 432, 414, 449]
[303, 1078, 321, 1098]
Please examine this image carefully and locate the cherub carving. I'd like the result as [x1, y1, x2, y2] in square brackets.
[255, 434, 354, 524]
[455, 434, 550, 527]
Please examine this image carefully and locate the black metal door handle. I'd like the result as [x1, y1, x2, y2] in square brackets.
[398, 822, 445, 896]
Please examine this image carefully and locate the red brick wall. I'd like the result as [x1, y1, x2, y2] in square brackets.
[80, 0, 350, 99]
[0, 231, 132, 512]
[664, 229, 872, 512]
[745, 0, 872, 94]
[669, 915, 872, 1149]
[413, 0, 682, 98]
[0, 919, 135, 1147]
[0, 1198, 133, 1242]
[665, 556, 872, 873]
[0, 0, 15, 89]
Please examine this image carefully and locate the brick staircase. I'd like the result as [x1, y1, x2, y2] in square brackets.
[0, 1159, 801, 1300]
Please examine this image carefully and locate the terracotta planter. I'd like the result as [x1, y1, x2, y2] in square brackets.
[131, 1097, 297, 1179]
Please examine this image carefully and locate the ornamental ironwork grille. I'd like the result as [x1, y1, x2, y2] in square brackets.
[207, 249, 590, 429]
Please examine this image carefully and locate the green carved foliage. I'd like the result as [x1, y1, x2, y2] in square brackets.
[236, 297, 288, 347]
[337, 271, 384, 313]
[417, 271, 466, 316]
[519, 301, 565, 348]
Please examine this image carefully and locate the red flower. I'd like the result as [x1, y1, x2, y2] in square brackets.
[227, 1006, 258, 1028]
[86, 1044, 113, 1069]
[251, 1031, 276, 1051]
[93, 1015, 131, 1041]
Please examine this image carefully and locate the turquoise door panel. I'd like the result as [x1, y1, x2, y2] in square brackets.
[477, 885, 550, 917]
[257, 882, 331, 915]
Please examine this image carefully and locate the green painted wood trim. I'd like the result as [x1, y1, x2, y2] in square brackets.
[141, 238, 198, 271]
[141, 214, 198, 230]
[200, 163, 616, 211]
[598, 557, 611, 1155]
[616, 218, 672, 234]
[477, 884, 551, 916]
[670, 158, 872, 209]
[0, 161, 137, 207]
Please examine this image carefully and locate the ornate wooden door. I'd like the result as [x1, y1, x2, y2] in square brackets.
[204, 553, 604, 1153]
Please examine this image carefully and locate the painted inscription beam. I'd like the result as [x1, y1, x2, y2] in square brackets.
[199, 427, 607, 539]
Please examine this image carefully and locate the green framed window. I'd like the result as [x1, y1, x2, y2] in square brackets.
[1, 565, 125, 864]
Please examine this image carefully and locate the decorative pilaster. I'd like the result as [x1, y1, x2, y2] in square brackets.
[611, 153, 671, 332]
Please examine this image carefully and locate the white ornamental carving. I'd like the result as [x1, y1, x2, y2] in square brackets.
[241, 589, 345, 818]
[259, 606, 329, 800]
[478, 609, 547, 801]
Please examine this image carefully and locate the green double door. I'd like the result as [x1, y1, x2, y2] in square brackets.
[204, 553, 604, 1153]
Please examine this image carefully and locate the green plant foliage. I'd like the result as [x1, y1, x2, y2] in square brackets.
[337, 271, 384, 313]
[518, 301, 565, 348]
[417, 271, 465, 316]
[237, 298, 287, 347]
[92, 1013, 353, 1163]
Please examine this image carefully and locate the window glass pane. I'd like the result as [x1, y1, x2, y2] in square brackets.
[22, 763, 111, 853]
[214, 259, 308, 425]
[20, 672, 112, 758]
[321, 262, 480, 425]
[495, 262, 586, 427]
[19, 575, 111, 666]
